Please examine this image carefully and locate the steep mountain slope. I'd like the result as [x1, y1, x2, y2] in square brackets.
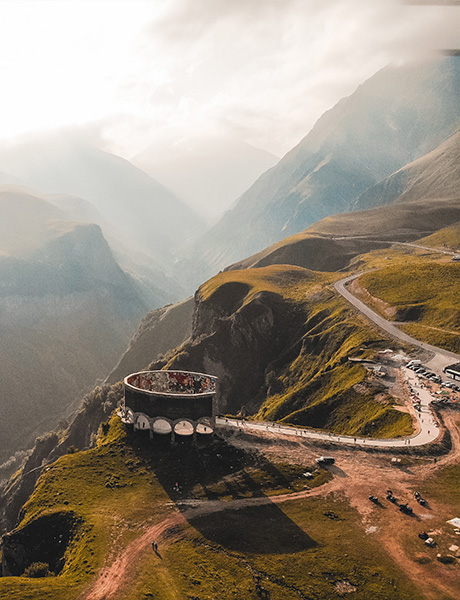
[352, 130, 460, 210]
[0, 135, 204, 267]
[147, 267, 411, 439]
[229, 131, 460, 273]
[184, 57, 459, 285]
[133, 134, 279, 221]
[0, 189, 148, 463]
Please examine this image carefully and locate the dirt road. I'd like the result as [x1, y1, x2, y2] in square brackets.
[82, 414, 460, 600]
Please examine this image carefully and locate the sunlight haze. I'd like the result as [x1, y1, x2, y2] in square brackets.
[0, 0, 458, 158]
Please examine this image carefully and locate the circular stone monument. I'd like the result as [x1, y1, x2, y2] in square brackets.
[119, 370, 218, 438]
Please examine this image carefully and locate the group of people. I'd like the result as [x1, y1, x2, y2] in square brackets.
[128, 371, 216, 395]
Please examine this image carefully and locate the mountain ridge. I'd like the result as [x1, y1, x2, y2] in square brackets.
[182, 57, 460, 287]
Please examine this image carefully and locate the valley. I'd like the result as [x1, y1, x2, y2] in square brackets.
[0, 48, 458, 600]
[1, 236, 459, 599]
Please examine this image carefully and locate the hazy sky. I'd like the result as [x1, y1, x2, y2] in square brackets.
[0, 0, 458, 158]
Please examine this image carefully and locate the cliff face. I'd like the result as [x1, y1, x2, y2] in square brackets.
[148, 281, 309, 415]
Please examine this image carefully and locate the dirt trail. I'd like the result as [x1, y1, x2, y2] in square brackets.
[83, 513, 187, 600]
[82, 417, 460, 600]
[81, 479, 339, 600]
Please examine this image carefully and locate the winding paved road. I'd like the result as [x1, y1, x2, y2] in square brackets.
[217, 270, 460, 449]
[334, 272, 460, 372]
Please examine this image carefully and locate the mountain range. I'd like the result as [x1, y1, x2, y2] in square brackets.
[132, 134, 279, 221]
[0, 135, 203, 270]
[181, 57, 460, 288]
[0, 55, 459, 598]
[0, 54, 458, 486]
[0, 186, 149, 463]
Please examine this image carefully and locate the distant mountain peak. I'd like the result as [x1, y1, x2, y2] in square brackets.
[132, 133, 279, 221]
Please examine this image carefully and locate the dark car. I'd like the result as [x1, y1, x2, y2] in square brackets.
[315, 456, 335, 465]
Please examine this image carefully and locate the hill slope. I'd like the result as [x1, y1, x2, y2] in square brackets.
[0, 189, 148, 463]
[183, 57, 460, 286]
[0, 135, 204, 268]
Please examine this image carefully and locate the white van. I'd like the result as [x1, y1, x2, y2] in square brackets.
[407, 360, 421, 368]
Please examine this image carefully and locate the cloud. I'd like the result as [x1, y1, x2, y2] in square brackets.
[106, 0, 456, 156]
[0, 1, 457, 158]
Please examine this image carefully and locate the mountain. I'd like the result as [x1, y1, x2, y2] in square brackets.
[231, 198, 460, 274]
[2, 190, 457, 534]
[0, 134, 204, 267]
[0, 187, 149, 463]
[132, 135, 279, 221]
[219, 127, 460, 274]
[184, 57, 460, 286]
[352, 130, 460, 211]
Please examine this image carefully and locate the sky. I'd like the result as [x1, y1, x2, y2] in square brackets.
[0, 0, 458, 159]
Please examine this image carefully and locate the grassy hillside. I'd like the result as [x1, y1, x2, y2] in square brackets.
[157, 266, 413, 438]
[255, 292, 413, 438]
[417, 222, 460, 252]
[199, 264, 327, 304]
[0, 416, 426, 600]
[357, 261, 460, 353]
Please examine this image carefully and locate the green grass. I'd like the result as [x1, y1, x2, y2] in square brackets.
[417, 222, 460, 251]
[356, 260, 460, 352]
[0, 417, 333, 600]
[121, 496, 424, 600]
[0, 415, 441, 600]
[198, 264, 334, 305]
[255, 293, 413, 438]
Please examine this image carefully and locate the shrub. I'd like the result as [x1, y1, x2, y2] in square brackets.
[23, 561, 52, 578]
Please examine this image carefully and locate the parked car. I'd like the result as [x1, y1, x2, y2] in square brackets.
[315, 456, 335, 465]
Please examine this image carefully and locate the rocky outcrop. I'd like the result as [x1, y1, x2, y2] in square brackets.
[150, 287, 306, 415]
[1, 510, 80, 576]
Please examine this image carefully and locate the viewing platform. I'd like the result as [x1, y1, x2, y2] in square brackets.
[118, 370, 218, 440]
